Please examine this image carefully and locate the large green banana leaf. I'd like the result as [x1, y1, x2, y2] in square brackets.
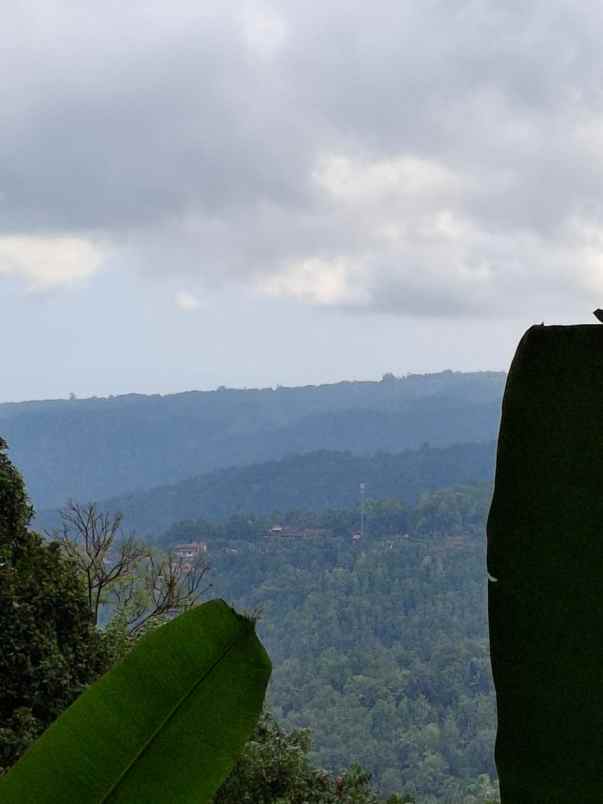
[0, 599, 271, 803]
[488, 323, 603, 801]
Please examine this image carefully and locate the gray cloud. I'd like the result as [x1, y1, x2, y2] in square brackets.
[2, 0, 603, 314]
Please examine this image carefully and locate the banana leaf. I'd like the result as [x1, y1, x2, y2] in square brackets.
[0, 599, 271, 803]
[487, 323, 603, 801]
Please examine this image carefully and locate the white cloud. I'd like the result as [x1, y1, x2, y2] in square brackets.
[314, 154, 465, 205]
[0, 236, 102, 290]
[238, 4, 288, 59]
[262, 257, 369, 306]
[175, 290, 201, 310]
[2, 0, 603, 318]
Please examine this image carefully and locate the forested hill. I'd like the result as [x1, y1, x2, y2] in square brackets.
[160, 484, 499, 801]
[37, 441, 496, 538]
[2, 370, 504, 510]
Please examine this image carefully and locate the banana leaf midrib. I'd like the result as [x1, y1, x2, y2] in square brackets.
[100, 620, 249, 802]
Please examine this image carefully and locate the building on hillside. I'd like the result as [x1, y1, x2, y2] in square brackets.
[173, 542, 207, 558]
[266, 525, 331, 539]
[172, 542, 207, 573]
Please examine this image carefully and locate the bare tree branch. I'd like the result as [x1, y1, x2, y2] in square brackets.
[57, 501, 209, 636]
[128, 550, 210, 637]
[57, 501, 149, 626]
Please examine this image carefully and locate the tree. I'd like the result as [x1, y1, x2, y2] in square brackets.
[1, 601, 271, 804]
[110, 546, 210, 638]
[57, 501, 209, 635]
[213, 712, 411, 804]
[0, 439, 109, 773]
[0, 436, 33, 553]
[57, 501, 148, 626]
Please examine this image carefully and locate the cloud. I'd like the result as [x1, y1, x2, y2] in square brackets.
[262, 257, 370, 306]
[0, 236, 102, 290]
[1, 1, 603, 315]
[238, 3, 289, 60]
[175, 290, 201, 310]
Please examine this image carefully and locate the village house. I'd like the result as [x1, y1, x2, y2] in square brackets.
[173, 542, 207, 558]
[172, 541, 207, 572]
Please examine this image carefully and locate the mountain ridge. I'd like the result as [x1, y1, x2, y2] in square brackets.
[36, 440, 496, 537]
[3, 370, 505, 510]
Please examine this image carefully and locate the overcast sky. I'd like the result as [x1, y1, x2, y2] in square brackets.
[2, 0, 602, 401]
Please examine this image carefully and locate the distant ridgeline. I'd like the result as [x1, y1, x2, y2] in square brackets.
[2, 370, 504, 510]
[36, 441, 496, 538]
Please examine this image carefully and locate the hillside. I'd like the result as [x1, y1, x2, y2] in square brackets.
[159, 484, 499, 802]
[36, 441, 496, 537]
[2, 370, 505, 510]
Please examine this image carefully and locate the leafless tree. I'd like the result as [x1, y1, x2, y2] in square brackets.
[57, 501, 209, 634]
[111, 548, 210, 636]
[58, 501, 149, 626]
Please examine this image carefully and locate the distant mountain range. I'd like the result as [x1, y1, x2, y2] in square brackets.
[36, 441, 497, 538]
[2, 370, 505, 511]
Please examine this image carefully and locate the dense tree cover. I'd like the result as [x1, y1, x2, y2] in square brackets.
[1, 424, 505, 800]
[1, 441, 395, 802]
[3, 371, 504, 509]
[215, 713, 415, 804]
[39, 442, 496, 537]
[164, 484, 500, 802]
[0, 436, 33, 551]
[0, 439, 110, 773]
[158, 482, 492, 551]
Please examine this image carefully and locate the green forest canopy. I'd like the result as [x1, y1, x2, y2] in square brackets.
[36, 441, 496, 537]
[160, 484, 499, 802]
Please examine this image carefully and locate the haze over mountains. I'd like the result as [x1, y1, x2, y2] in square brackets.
[37, 442, 497, 538]
[2, 370, 505, 516]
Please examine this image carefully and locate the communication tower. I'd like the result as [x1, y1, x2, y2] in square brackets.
[360, 482, 366, 539]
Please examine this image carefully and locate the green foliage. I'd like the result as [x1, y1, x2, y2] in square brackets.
[0, 600, 271, 804]
[0, 555, 107, 773]
[0, 429, 501, 801]
[488, 324, 603, 800]
[41, 441, 496, 538]
[413, 486, 491, 538]
[214, 713, 414, 804]
[155, 482, 492, 567]
[165, 485, 499, 801]
[0, 439, 109, 774]
[0, 437, 33, 552]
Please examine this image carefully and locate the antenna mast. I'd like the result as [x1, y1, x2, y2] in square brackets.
[360, 482, 366, 539]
